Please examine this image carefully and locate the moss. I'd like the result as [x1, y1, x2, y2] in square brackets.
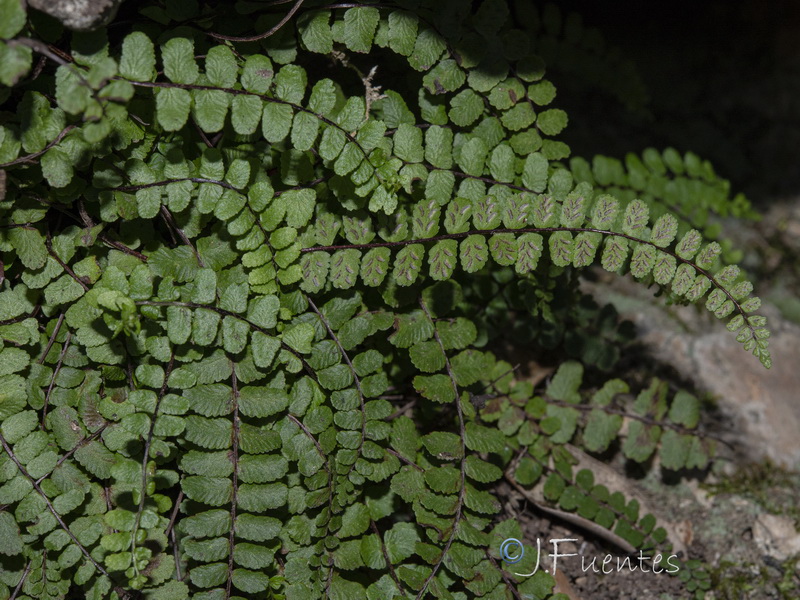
[709, 555, 800, 600]
[702, 460, 800, 527]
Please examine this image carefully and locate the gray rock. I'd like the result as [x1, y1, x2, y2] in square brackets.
[752, 513, 800, 561]
[583, 274, 800, 469]
[27, 0, 125, 31]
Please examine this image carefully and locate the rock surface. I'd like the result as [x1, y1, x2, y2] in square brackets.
[28, 0, 125, 31]
[753, 513, 800, 561]
[582, 274, 800, 469]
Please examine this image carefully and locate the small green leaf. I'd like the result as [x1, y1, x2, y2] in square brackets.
[300, 251, 330, 294]
[548, 230, 574, 267]
[515, 233, 543, 274]
[572, 232, 600, 268]
[344, 6, 380, 53]
[622, 199, 648, 237]
[241, 55, 274, 93]
[465, 422, 505, 453]
[484, 233, 515, 267]
[449, 89, 483, 127]
[428, 239, 457, 281]
[161, 37, 199, 84]
[232, 95, 264, 135]
[40, 147, 73, 188]
[465, 455, 502, 483]
[501, 102, 536, 131]
[252, 332, 281, 368]
[514, 457, 543, 486]
[676, 229, 702, 260]
[282, 322, 315, 354]
[653, 254, 677, 285]
[460, 234, 488, 273]
[451, 349, 490, 386]
[0, 41, 31, 87]
[338, 503, 370, 538]
[560, 193, 586, 228]
[622, 421, 661, 463]
[388, 11, 418, 57]
[193, 89, 230, 133]
[0, 0, 26, 38]
[394, 123, 424, 162]
[9, 227, 47, 270]
[118, 32, 155, 82]
[205, 44, 238, 88]
[408, 28, 446, 71]
[602, 236, 628, 272]
[275, 64, 307, 104]
[650, 213, 678, 248]
[239, 386, 289, 418]
[696, 242, 721, 270]
[424, 59, 465, 94]
[182, 476, 233, 506]
[672, 263, 696, 295]
[300, 10, 334, 54]
[291, 111, 320, 151]
[262, 102, 293, 143]
[422, 431, 463, 460]
[490, 143, 516, 183]
[330, 248, 361, 289]
[425, 126, 453, 169]
[583, 410, 622, 453]
[393, 243, 424, 286]
[360, 247, 391, 287]
[537, 108, 568, 136]
[590, 195, 619, 229]
[413, 374, 455, 403]
[409, 341, 446, 373]
[522, 153, 548, 192]
[458, 137, 488, 177]
[630, 243, 656, 278]
[444, 197, 471, 233]
[668, 390, 700, 428]
[320, 126, 347, 161]
[157, 87, 192, 131]
[55, 66, 90, 115]
[660, 430, 691, 470]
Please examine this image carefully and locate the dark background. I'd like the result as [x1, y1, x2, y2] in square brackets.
[535, 0, 800, 203]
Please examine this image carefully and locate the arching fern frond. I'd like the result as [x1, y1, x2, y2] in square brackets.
[299, 192, 771, 368]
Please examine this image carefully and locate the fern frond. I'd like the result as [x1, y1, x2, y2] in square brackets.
[0, 1, 772, 599]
